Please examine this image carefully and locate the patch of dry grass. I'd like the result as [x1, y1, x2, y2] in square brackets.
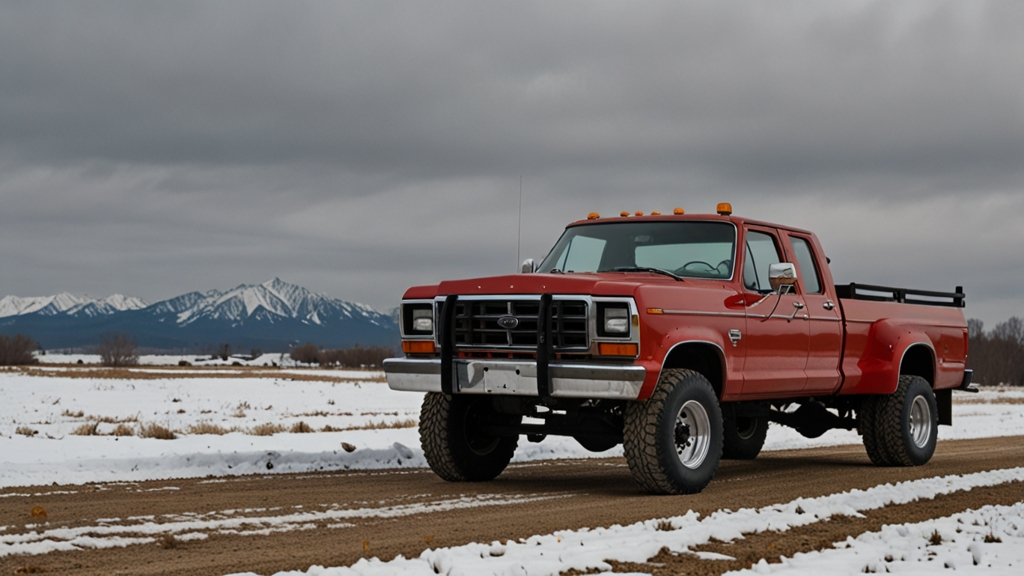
[186, 422, 232, 435]
[111, 423, 135, 436]
[339, 418, 417, 431]
[72, 422, 100, 436]
[15, 426, 37, 437]
[14, 365, 387, 383]
[250, 422, 285, 436]
[61, 409, 85, 418]
[955, 397, 1024, 405]
[139, 423, 177, 440]
[289, 421, 314, 433]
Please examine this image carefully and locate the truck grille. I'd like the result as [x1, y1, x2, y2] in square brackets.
[450, 299, 588, 350]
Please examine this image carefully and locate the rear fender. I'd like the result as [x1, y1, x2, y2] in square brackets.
[852, 319, 936, 395]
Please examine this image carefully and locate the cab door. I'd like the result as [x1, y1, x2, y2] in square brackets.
[785, 233, 843, 394]
[740, 227, 809, 397]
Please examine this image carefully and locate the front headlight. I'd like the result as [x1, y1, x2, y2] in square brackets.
[402, 303, 435, 336]
[412, 308, 433, 332]
[603, 306, 630, 335]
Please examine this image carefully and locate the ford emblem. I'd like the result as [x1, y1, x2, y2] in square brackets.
[496, 315, 520, 330]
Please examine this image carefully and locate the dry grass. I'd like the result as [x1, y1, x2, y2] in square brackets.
[289, 421, 314, 433]
[139, 423, 177, 440]
[341, 418, 417, 431]
[250, 422, 285, 436]
[111, 423, 135, 436]
[61, 409, 85, 418]
[72, 422, 101, 436]
[955, 397, 1024, 405]
[87, 414, 138, 424]
[13, 365, 387, 383]
[15, 426, 37, 437]
[186, 422, 232, 435]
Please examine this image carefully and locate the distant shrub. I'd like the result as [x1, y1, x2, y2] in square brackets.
[0, 334, 39, 366]
[178, 360, 191, 367]
[15, 426, 38, 437]
[98, 333, 139, 367]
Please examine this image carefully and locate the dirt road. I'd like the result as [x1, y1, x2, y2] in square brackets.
[2, 435, 1023, 575]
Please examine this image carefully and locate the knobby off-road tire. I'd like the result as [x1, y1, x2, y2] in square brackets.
[419, 393, 520, 482]
[860, 375, 938, 467]
[722, 415, 769, 460]
[623, 369, 723, 494]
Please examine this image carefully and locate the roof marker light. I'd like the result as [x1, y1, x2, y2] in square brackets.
[635, 211, 643, 216]
[651, 211, 661, 215]
[716, 202, 733, 216]
[620, 211, 630, 217]
[673, 207, 685, 215]
[587, 212, 600, 220]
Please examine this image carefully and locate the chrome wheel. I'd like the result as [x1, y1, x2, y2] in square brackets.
[909, 395, 932, 448]
[674, 399, 711, 469]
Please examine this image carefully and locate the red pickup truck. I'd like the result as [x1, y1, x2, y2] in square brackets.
[384, 204, 972, 494]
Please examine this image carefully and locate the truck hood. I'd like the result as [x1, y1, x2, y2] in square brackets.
[404, 273, 682, 300]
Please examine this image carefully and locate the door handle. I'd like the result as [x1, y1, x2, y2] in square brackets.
[823, 300, 835, 311]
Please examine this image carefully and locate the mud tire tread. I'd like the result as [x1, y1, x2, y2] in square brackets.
[419, 392, 518, 482]
[623, 369, 723, 494]
[861, 375, 937, 467]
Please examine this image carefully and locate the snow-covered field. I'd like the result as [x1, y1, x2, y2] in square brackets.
[2, 369, 1022, 489]
[3, 367, 1023, 575]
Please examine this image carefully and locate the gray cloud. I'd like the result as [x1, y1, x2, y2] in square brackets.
[0, 1, 1022, 326]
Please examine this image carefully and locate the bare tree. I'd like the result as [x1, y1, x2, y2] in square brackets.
[0, 334, 39, 365]
[290, 343, 321, 365]
[967, 316, 1024, 386]
[98, 333, 139, 367]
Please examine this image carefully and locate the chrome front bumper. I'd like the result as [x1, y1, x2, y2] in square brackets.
[383, 358, 646, 400]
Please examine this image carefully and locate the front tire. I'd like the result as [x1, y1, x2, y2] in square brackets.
[419, 393, 520, 481]
[860, 375, 938, 466]
[623, 369, 723, 494]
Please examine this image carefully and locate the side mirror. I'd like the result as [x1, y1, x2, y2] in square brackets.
[521, 258, 537, 274]
[768, 262, 797, 294]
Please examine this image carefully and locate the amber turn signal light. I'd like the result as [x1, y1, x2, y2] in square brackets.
[598, 343, 639, 356]
[402, 340, 436, 354]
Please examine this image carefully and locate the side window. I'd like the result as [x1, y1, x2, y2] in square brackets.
[743, 230, 782, 293]
[788, 236, 822, 294]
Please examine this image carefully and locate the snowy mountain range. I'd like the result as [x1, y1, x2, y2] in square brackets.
[0, 279, 398, 352]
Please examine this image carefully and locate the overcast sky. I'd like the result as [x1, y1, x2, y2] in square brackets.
[1, 1, 1022, 327]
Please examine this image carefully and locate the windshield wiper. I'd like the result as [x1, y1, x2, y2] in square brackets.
[613, 266, 684, 282]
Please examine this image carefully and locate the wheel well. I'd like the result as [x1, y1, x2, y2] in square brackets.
[900, 345, 935, 385]
[661, 342, 725, 398]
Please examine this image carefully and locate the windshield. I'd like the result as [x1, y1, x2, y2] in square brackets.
[537, 221, 736, 279]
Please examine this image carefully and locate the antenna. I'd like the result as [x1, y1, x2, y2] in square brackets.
[516, 175, 523, 272]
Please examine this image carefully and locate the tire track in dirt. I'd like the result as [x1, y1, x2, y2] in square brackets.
[1, 435, 1022, 576]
